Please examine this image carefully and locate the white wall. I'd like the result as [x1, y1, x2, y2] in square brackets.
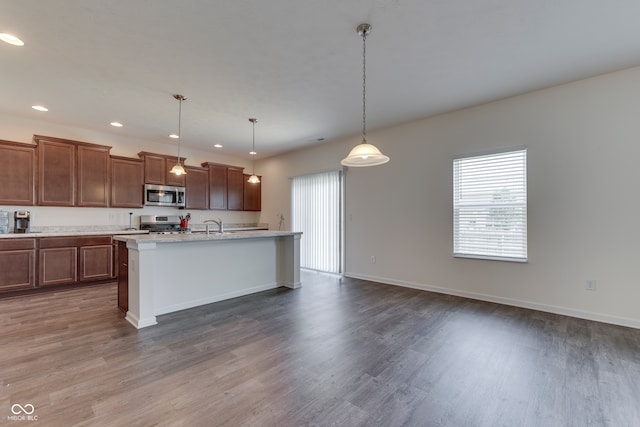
[259, 66, 640, 328]
[0, 114, 260, 228]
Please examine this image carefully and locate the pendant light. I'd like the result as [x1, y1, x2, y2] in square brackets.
[169, 94, 187, 176]
[247, 118, 260, 184]
[341, 23, 390, 167]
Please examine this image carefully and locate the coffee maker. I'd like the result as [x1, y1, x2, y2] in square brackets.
[14, 211, 30, 233]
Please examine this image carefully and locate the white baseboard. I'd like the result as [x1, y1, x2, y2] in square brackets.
[280, 280, 302, 289]
[125, 312, 158, 329]
[344, 272, 640, 330]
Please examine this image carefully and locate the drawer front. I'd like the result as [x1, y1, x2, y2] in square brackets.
[39, 236, 112, 249]
[0, 238, 36, 251]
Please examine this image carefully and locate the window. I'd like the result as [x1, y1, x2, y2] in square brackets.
[453, 148, 527, 262]
[291, 170, 342, 273]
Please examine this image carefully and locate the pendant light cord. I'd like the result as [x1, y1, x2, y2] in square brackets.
[362, 30, 367, 142]
[177, 97, 182, 163]
[252, 120, 256, 174]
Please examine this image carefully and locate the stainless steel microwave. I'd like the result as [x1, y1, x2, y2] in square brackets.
[144, 184, 186, 207]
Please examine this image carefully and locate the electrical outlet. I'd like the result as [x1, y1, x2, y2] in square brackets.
[586, 280, 597, 291]
[370, 256, 376, 264]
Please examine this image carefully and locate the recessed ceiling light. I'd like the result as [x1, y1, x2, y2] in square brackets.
[169, 133, 179, 139]
[0, 33, 24, 46]
[214, 144, 223, 148]
[110, 122, 123, 127]
[249, 151, 257, 155]
[32, 105, 48, 112]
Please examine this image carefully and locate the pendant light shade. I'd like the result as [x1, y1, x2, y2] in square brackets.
[169, 162, 186, 176]
[170, 94, 187, 176]
[342, 139, 390, 167]
[248, 118, 260, 184]
[341, 23, 389, 167]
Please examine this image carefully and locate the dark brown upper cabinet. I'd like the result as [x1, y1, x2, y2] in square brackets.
[37, 137, 75, 206]
[184, 165, 209, 210]
[243, 174, 262, 211]
[202, 162, 228, 210]
[111, 156, 144, 208]
[142, 153, 165, 185]
[0, 140, 36, 205]
[138, 152, 186, 187]
[227, 167, 245, 211]
[35, 135, 111, 207]
[77, 145, 110, 207]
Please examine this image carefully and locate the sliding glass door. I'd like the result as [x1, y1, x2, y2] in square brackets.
[291, 170, 342, 273]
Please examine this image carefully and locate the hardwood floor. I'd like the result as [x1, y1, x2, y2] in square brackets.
[1, 270, 639, 426]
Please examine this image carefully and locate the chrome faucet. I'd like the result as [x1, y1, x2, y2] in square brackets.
[203, 218, 224, 234]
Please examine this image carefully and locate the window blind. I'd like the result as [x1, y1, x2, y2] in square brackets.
[291, 171, 342, 273]
[453, 148, 527, 262]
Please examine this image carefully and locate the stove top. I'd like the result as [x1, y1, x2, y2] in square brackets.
[149, 228, 191, 235]
[140, 215, 189, 234]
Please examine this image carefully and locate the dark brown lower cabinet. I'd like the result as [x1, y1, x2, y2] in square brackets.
[39, 247, 78, 286]
[117, 241, 128, 312]
[0, 239, 36, 291]
[80, 244, 113, 281]
[37, 235, 114, 289]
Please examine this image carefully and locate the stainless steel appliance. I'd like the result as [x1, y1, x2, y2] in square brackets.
[14, 211, 30, 233]
[144, 184, 186, 207]
[140, 215, 190, 234]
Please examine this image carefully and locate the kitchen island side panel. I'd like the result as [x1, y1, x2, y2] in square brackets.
[153, 238, 278, 315]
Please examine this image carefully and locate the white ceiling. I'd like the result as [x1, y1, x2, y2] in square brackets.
[2, 1, 640, 159]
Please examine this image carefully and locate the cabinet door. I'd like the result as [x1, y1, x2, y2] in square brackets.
[38, 140, 75, 206]
[0, 250, 36, 291]
[39, 247, 78, 286]
[0, 140, 36, 205]
[0, 239, 36, 292]
[79, 245, 113, 281]
[111, 157, 144, 208]
[77, 145, 110, 207]
[243, 174, 262, 211]
[207, 164, 228, 210]
[227, 167, 244, 210]
[117, 241, 128, 312]
[185, 166, 209, 210]
[143, 154, 166, 185]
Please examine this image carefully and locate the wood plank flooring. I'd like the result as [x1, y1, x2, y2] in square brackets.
[1, 270, 639, 426]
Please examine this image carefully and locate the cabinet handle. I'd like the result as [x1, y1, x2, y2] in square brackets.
[123, 263, 127, 267]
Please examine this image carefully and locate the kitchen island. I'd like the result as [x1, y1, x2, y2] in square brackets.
[114, 231, 302, 329]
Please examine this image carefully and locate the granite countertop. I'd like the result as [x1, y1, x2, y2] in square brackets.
[0, 223, 272, 239]
[0, 229, 149, 239]
[114, 230, 301, 244]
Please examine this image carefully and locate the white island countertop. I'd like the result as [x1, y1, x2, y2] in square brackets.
[113, 230, 301, 244]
